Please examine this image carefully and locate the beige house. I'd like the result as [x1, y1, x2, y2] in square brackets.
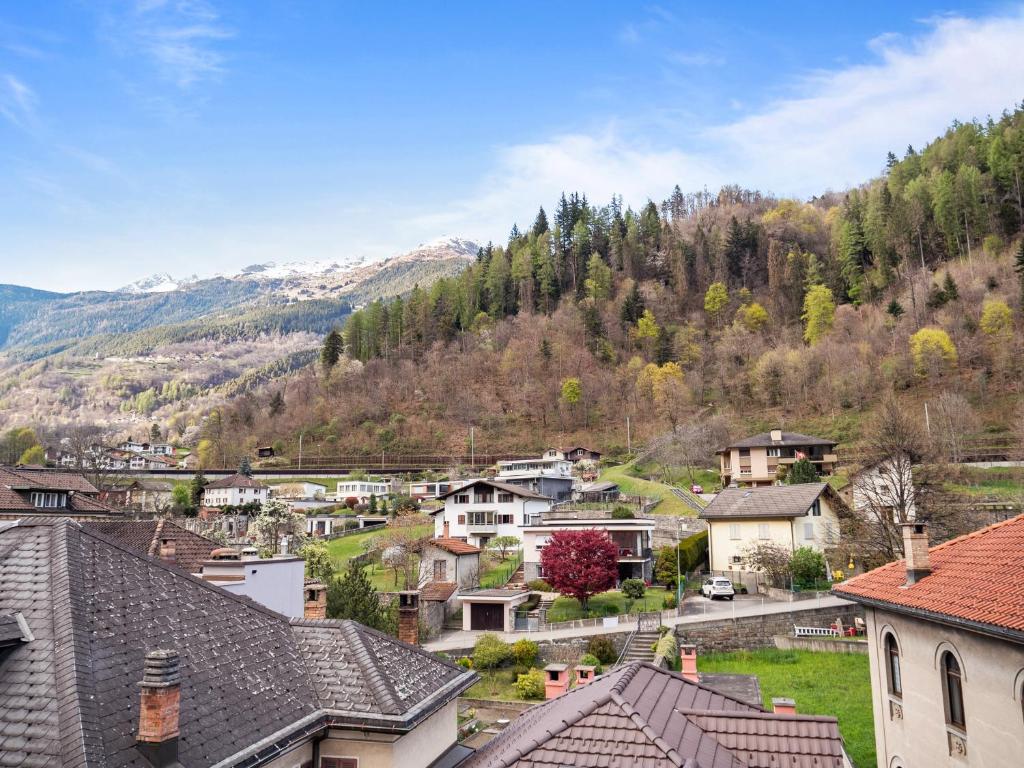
[700, 483, 846, 574]
[718, 429, 838, 487]
[834, 517, 1024, 768]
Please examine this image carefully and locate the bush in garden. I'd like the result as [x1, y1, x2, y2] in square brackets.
[587, 635, 618, 665]
[472, 633, 511, 670]
[579, 652, 603, 674]
[514, 668, 545, 700]
[527, 579, 553, 592]
[621, 578, 646, 600]
[663, 593, 677, 609]
[611, 506, 635, 519]
[511, 638, 539, 668]
[456, 656, 472, 669]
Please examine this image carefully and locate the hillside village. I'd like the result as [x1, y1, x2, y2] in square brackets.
[4, 5, 1024, 768]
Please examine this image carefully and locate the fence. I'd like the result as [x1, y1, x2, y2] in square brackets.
[480, 550, 523, 589]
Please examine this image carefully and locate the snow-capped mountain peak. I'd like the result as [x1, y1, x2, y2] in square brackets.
[118, 273, 199, 293]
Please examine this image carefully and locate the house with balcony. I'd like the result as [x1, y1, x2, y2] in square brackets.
[495, 457, 575, 500]
[334, 478, 392, 504]
[429, 478, 552, 547]
[718, 429, 838, 487]
[520, 508, 656, 583]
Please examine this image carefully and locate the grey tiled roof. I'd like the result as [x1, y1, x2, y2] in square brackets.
[0, 518, 476, 768]
[436, 478, 551, 501]
[699, 484, 829, 519]
[464, 663, 846, 768]
[82, 520, 220, 574]
[203, 473, 267, 490]
[722, 431, 837, 450]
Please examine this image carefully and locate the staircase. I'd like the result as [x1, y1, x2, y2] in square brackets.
[669, 486, 706, 513]
[618, 630, 661, 665]
[507, 562, 525, 587]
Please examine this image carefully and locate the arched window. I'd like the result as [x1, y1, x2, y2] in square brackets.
[943, 652, 965, 729]
[885, 634, 902, 697]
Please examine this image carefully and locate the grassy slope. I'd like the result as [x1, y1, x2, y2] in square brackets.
[943, 466, 1024, 499]
[599, 463, 694, 516]
[324, 524, 433, 590]
[698, 649, 874, 768]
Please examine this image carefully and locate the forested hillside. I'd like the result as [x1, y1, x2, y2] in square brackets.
[201, 107, 1024, 465]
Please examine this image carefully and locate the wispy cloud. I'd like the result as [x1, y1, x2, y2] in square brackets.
[407, 10, 1024, 243]
[0, 73, 37, 128]
[105, 0, 234, 89]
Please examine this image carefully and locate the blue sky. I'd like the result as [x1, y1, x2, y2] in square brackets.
[2, 1, 1023, 291]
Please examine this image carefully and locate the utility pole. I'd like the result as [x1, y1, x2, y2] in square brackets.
[626, 416, 632, 454]
[924, 403, 931, 440]
[470, 427, 475, 468]
[298, 433, 304, 471]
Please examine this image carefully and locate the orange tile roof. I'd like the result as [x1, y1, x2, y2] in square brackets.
[834, 513, 1024, 638]
[428, 537, 481, 555]
[421, 582, 458, 601]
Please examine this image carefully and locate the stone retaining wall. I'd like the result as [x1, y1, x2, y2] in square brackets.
[759, 586, 831, 603]
[673, 605, 862, 654]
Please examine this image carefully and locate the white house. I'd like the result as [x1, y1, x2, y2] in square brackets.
[407, 479, 470, 500]
[699, 483, 847, 575]
[430, 479, 552, 548]
[272, 481, 328, 499]
[198, 548, 310, 619]
[495, 457, 575, 501]
[335, 479, 392, 504]
[521, 510, 656, 583]
[202, 473, 270, 508]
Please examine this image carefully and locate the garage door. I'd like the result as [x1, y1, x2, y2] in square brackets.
[470, 603, 504, 631]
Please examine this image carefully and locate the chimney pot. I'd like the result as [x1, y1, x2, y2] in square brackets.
[679, 643, 699, 683]
[304, 582, 327, 620]
[158, 538, 176, 565]
[772, 697, 797, 715]
[901, 522, 931, 585]
[398, 591, 420, 645]
[442, 520, 450, 538]
[770, 429, 783, 442]
[137, 649, 181, 768]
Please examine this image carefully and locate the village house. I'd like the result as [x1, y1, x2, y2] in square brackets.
[462, 660, 851, 767]
[98, 478, 175, 514]
[542, 446, 602, 463]
[833, 517, 1024, 768]
[718, 429, 839, 487]
[495, 456, 575, 500]
[429, 478, 552, 548]
[521, 508, 656, 583]
[407, 478, 470, 500]
[272, 480, 328, 499]
[202, 472, 269, 507]
[699, 483, 847, 575]
[0, 466, 122, 521]
[335, 478, 392, 504]
[0, 518, 477, 768]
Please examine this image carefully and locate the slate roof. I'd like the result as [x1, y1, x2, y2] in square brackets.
[0, 468, 99, 494]
[833, 513, 1024, 641]
[0, 518, 476, 768]
[428, 537, 482, 555]
[436, 478, 551, 502]
[82, 520, 221, 574]
[720, 432, 837, 451]
[203, 473, 267, 490]
[700, 484, 831, 520]
[0, 468, 120, 517]
[463, 663, 846, 768]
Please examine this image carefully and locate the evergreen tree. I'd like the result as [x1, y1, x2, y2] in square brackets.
[531, 207, 549, 236]
[326, 560, 389, 630]
[189, 471, 207, 507]
[619, 282, 645, 325]
[886, 299, 905, 320]
[540, 338, 552, 362]
[368, 493, 377, 514]
[321, 328, 344, 370]
[239, 456, 252, 477]
[150, 423, 161, 441]
[268, 390, 285, 416]
[786, 458, 819, 484]
[654, 326, 674, 365]
[942, 272, 959, 302]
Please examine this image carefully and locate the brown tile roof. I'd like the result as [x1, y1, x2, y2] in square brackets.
[204, 472, 267, 489]
[428, 537, 481, 555]
[82, 520, 221, 573]
[463, 663, 846, 768]
[421, 582, 458, 601]
[0, 466, 99, 493]
[721, 431, 837, 450]
[436, 478, 551, 501]
[0, 467, 120, 516]
[700, 483, 834, 519]
[0, 518, 476, 768]
[833, 513, 1024, 639]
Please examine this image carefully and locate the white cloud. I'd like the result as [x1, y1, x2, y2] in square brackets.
[0, 73, 37, 127]
[407, 10, 1024, 244]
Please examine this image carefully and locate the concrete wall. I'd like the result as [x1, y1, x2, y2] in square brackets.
[865, 606, 1024, 768]
[773, 635, 868, 654]
[218, 557, 305, 618]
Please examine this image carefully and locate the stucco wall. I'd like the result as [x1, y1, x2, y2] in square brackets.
[865, 607, 1024, 768]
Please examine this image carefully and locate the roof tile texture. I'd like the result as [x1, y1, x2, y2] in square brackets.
[700, 484, 829, 520]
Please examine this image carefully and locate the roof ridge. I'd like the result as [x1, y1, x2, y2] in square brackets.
[631, 662, 766, 712]
[338, 621, 403, 715]
[676, 707, 839, 723]
[147, 518, 166, 557]
[610, 691, 686, 766]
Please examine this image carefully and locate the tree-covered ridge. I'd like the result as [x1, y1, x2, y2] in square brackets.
[342, 106, 1024, 361]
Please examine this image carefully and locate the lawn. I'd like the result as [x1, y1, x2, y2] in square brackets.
[463, 667, 546, 702]
[324, 523, 433, 590]
[546, 587, 671, 622]
[599, 462, 694, 516]
[943, 466, 1024, 499]
[697, 649, 874, 768]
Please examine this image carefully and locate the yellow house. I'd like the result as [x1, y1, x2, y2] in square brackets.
[699, 483, 847, 573]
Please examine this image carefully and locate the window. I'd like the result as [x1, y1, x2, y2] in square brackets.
[811, 499, 821, 517]
[758, 523, 770, 540]
[729, 524, 741, 540]
[885, 634, 902, 697]
[474, 491, 494, 503]
[803, 523, 814, 540]
[454, 494, 469, 504]
[739, 448, 750, 457]
[320, 759, 357, 768]
[433, 560, 447, 580]
[943, 652, 966, 729]
[767, 447, 781, 458]
[30, 492, 66, 508]
[457, 514, 465, 525]
[468, 511, 494, 526]
[497, 513, 514, 525]
[498, 492, 514, 503]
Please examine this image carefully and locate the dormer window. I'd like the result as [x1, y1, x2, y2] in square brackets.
[31, 492, 67, 508]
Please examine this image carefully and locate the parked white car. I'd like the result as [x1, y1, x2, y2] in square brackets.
[701, 577, 735, 600]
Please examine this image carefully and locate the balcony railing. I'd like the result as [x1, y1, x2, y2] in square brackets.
[467, 522, 497, 533]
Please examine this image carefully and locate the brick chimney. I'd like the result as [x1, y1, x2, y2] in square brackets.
[304, 582, 327, 619]
[770, 428, 783, 442]
[398, 591, 419, 645]
[158, 538, 176, 565]
[136, 649, 181, 768]
[680, 644, 699, 682]
[544, 664, 570, 699]
[901, 522, 931, 585]
[442, 520, 450, 538]
[772, 697, 797, 715]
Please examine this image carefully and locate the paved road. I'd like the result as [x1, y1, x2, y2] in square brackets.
[423, 593, 854, 652]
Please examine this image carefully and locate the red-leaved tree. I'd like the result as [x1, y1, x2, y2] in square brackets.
[540, 529, 618, 610]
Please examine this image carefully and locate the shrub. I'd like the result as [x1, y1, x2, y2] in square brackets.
[611, 506, 635, 519]
[511, 638, 539, 668]
[654, 633, 679, 670]
[587, 635, 618, 665]
[791, 547, 826, 589]
[456, 656, 472, 669]
[579, 653, 603, 674]
[472, 634, 511, 670]
[621, 578, 646, 600]
[663, 593, 677, 610]
[514, 668, 545, 700]
[527, 579, 553, 592]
